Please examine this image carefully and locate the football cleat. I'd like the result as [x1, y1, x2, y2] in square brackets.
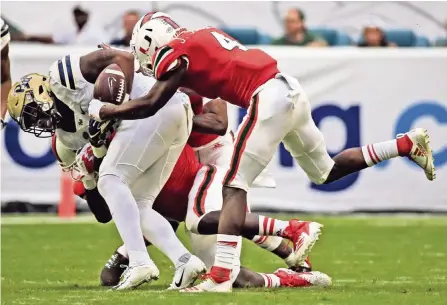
[100, 250, 129, 286]
[281, 220, 323, 266]
[274, 268, 332, 287]
[180, 274, 232, 293]
[168, 253, 207, 290]
[112, 263, 159, 290]
[288, 256, 312, 273]
[397, 128, 436, 181]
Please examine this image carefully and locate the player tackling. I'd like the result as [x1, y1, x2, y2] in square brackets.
[87, 13, 434, 292]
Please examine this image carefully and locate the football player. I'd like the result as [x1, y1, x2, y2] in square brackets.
[1, 18, 11, 129]
[70, 134, 331, 289]
[88, 13, 436, 292]
[7, 47, 229, 290]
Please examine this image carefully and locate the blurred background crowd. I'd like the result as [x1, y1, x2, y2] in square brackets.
[2, 1, 447, 48]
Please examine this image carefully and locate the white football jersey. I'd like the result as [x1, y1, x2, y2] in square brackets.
[48, 53, 158, 150]
[48, 54, 91, 150]
[1, 18, 10, 51]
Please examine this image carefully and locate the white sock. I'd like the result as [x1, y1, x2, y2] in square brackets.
[139, 204, 190, 265]
[361, 140, 399, 167]
[259, 273, 281, 288]
[97, 174, 151, 268]
[258, 216, 289, 236]
[252, 235, 283, 251]
[214, 234, 242, 271]
[117, 244, 128, 258]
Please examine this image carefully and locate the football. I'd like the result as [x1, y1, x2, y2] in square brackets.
[93, 64, 127, 104]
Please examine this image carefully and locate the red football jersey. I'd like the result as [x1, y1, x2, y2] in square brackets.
[152, 144, 202, 222]
[152, 28, 280, 108]
[180, 88, 219, 148]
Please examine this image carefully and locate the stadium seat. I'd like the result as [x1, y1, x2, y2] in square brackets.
[219, 27, 260, 45]
[335, 32, 353, 46]
[434, 37, 447, 47]
[309, 28, 338, 46]
[414, 36, 430, 47]
[258, 33, 273, 45]
[384, 30, 416, 47]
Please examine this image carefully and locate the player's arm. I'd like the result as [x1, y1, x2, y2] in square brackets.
[1, 44, 11, 128]
[93, 59, 187, 121]
[192, 99, 228, 135]
[79, 49, 135, 95]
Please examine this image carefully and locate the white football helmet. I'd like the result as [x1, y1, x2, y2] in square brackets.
[130, 12, 183, 75]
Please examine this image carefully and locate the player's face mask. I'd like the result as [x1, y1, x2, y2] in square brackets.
[8, 74, 61, 138]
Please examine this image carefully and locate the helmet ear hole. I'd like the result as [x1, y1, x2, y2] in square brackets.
[38, 85, 44, 95]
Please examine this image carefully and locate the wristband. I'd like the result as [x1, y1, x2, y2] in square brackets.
[92, 145, 107, 158]
[88, 99, 106, 122]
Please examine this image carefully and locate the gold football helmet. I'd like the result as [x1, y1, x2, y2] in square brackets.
[7, 73, 60, 137]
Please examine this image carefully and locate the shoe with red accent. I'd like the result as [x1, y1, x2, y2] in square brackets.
[274, 268, 331, 287]
[180, 266, 232, 293]
[281, 220, 323, 266]
[397, 128, 436, 181]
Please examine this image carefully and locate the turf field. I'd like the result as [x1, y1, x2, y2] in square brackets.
[2, 214, 446, 305]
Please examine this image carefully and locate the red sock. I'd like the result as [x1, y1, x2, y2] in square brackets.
[396, 134, 413, 156]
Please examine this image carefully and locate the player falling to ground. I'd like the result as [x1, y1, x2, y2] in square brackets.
[1, 18, 12, 130]
[87, 13, 435, 292]
[69, 129, 331, 289]
[5, 48, 241, 290]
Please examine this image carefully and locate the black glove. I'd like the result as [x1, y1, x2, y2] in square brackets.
[88, 119, 116, 158]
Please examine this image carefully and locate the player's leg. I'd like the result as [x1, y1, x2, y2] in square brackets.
[282, 92, 436, 187]
[129, 99, 206, 290]
[98, 119, 162, 289]
[98, 96, 193, 290]
[187, 231, 329, 289]
[190, 209, 308, 270]
[183, 86, 322, 292]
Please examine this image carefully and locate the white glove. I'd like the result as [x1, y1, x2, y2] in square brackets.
[88, 99, 106, 122]
[75, 144, 95, 178]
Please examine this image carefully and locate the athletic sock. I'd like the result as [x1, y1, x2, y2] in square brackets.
[97, 174, 151, 267]
[362, 135, 413, 167]
[258, 215, 289, 236]
[252, 235, 283, 251]
[258, 273, 281, 288]
[117, 245, 128, 258]
[139, 204, 190, 265]
[211, 234, 242, 283]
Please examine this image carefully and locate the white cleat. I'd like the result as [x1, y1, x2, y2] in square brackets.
[179, 276, 232, 293]
[398, 128, 436, 181]
[168, 253, 207, 290]
[112, 264, 159, 290]
[282, 220, 323, 266]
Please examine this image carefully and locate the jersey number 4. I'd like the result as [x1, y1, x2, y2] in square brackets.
[211, 31, 248, 51]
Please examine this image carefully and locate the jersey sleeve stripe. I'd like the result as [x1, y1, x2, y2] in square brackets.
[152, 45, 172, 74]
[154, 48, 175, 80]
[64, 56, 76, 90]
[57, 59, 67, 88]
[1, 26, 8, 38]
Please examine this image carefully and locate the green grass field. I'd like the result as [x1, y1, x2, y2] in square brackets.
[1, 214, 446, 305]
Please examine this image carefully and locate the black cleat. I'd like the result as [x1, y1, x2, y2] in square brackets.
[100, 250, 129, 286]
